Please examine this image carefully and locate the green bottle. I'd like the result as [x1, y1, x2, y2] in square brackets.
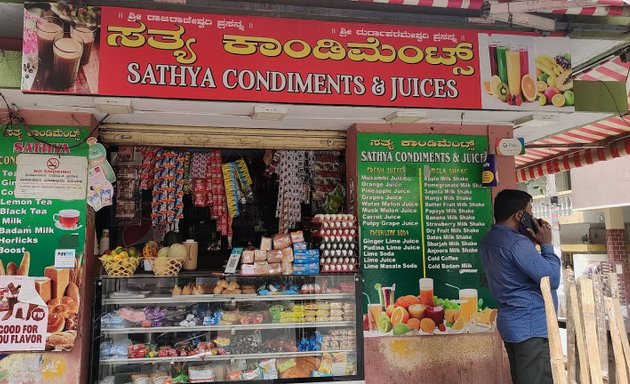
[496, 46, 508, 84]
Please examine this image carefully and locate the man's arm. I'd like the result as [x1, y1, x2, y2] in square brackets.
[512, 239, 561, 289]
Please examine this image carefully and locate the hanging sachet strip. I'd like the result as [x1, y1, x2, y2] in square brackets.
[235, 158, 255, 203]
[139, 146, 158, 190]
[222, 162, 240, 219]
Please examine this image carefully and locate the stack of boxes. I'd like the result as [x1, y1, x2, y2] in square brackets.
[240, 231, 320, 276]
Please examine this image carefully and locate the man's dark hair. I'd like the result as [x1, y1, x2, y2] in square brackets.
[494, 189, 532, 222]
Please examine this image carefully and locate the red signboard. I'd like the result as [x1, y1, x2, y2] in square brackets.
[98, 8, 482, 109]
[22, 5, 573, 111]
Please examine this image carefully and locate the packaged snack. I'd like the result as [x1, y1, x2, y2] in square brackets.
[259, 358, 278, 379]
[280, 247, 294, 263]
[268, 263, 282, 275]
[254, 250, 267, 261]
[131, 374, 151, 384]
[266, 250, 282, 263]
[276, 358, 296, 373]
[273, 234, 292, 249]
[254, 261, 270, 275]
[241, 367, 263, 380]
[188, 364, 216, 383]
[292, 241, 307, 250]
[241, 248, 255, 264]
[260, 237, 272, 251]
[290, 231, 304, 243]
[281, 262, 293, 275]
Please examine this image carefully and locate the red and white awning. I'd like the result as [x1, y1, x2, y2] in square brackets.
[515, 56, 630, 182]
[516, 135, 630, 182]
[349, 0, 484, 9]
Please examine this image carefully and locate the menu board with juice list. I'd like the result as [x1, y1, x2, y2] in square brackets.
[358, 133, 494, 336]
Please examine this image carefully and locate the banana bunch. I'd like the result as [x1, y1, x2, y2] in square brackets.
[536, 55, 564, 77]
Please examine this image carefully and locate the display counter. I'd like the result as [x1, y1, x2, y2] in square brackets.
[91, 273, 363, 383]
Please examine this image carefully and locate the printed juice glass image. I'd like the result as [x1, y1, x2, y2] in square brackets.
[496, 46, 508, 84]
[488, 43, 498, 76]
[71, 24, 96, 65]
[519, 47, 529, 78]
[53, 35, 84, 88]
[419, 278, 434, 306]
[36, 16, 64, 67]
[368, 304, 382, 331]
[381, 286, 395, 308]
[459, 288, 478, 321]
[506, 48, 522, 97]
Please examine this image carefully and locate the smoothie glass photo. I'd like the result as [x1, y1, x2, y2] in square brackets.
[419, 278, 434, 306]
[459, 288, 478, 321]
[505, 47, 522, 98]
[381, 286, 395, 308]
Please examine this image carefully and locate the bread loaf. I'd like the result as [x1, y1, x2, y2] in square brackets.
[44, 267, 71, 300]
[6, 262, 17, 276]
[65, 282, 80, 303]
[35, 278, 52, 303]
[17, 251, 30, 275]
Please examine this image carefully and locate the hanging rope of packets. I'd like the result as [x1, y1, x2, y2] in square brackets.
[151, 149, 185, 231]
[274, 150, 308, 233]
[191, 152, 209, 207]
[235, 158, 255, 203]
[182, 151, 192, 194]
[222, 162, 240, 219]
[138, 146, 159, 190]
[208, 150, 230, 237]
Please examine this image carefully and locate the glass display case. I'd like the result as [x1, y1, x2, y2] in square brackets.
[90, 273, 363, 383]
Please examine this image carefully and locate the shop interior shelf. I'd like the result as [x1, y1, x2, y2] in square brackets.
[102, 293, 355, 306]
[101, 320, 356, 334]
[100, 349, 355, 366]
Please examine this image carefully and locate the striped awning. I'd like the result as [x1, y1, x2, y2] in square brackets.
[350, 0, 629, 16]
[515, 56, 630, 183]
[350, 0, 484, 9]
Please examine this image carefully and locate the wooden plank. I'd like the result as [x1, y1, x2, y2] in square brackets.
[578, 277, 603, 384]
[569, 279, 591, 384]
[610, 273, 630, 381]
[541, 276, 568, 384]
[565, 269, 577, 384]
[604, 297, 629, 384]
[592, 274, 609, 378]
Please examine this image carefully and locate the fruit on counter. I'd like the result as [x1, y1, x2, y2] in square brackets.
[408, 303, 427, 320]
[157, 247, 169, 258]
[433, 297, 460, 310]
[425, 305, 444, 325]
[392, 323, 412, 336]
[385, 305, 395, 317]
[168, 243, 188, 258]
[438, 323, 446, 332]
[538, 95, 547, 106]
[471, 311, 492, 327]
[419, 317, 435, 333]
[143, 241, 159, 258]
[390, 307, 410, 326]
[377, 314, 393, 333]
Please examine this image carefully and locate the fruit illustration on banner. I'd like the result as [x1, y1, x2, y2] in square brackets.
[535, 53, 572, 107]
[367, 282, 498, 336]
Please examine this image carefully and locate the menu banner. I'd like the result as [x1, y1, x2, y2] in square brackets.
[357, 133, 495, 337]
[21, 3, 571, 111]
[0, 125, 88, 351]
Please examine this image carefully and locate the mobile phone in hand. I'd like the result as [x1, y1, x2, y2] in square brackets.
[519, 211, 538, 233]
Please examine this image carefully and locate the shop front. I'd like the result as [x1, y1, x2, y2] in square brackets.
[0, 2, 584, 383]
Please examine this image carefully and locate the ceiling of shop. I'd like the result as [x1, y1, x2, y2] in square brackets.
[0, 0, 628, 147]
